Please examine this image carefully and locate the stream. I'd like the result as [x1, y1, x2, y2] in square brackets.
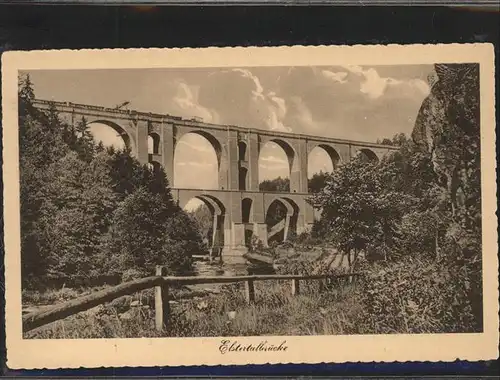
[190, 255, 275, 292]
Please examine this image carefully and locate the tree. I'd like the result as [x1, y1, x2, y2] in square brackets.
[311, 157, 381, 267]
[18, 79, 72, 285]
[311, 140, 434, 265]
[105, 188, 202, 276]
[105, 148, 174, 203]
[308, 170, 331, 193]
[391, 133, 408, 146]
[377, 138, 393, 146]
[19, 73, 35, 104]
[72, 116, 96, 162]
[259, 176, 290, 192]
[188, 204, 214, 246]
[37, 151, 118, 278]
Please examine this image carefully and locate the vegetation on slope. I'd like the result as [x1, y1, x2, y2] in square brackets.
[19, 74, 205, 289]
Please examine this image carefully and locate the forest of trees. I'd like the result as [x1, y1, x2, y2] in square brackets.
[258, 172, 330, 194]
[19, 75, 205, 289]
[258, 176, 290, 192]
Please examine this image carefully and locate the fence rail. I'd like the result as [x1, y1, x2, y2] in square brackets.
[22, 267, 360, 333]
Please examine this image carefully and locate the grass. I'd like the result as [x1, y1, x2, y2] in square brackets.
[24, 279, 363, 339]
[23, 286, 108, 306]
[23, 262, 479, 338]
[166, 280, 362, 337]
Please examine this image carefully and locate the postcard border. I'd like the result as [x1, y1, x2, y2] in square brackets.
[2, 44, 498, 369]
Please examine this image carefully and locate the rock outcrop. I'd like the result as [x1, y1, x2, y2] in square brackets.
[412, 63, 481, 229]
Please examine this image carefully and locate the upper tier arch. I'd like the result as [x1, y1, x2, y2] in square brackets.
[85, 119, 136, 153]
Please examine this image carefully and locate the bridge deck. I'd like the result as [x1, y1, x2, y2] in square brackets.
[32, 98, 399, 150]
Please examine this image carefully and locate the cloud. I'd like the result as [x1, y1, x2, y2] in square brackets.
[171, 80, 218, 122]
[266, 91, 291, 132]
[285, 96, 319, 132]
[260, 155, 288, 165]
[232, 68, 265, 100]
[177, 139, 215, 154]
[199, 69, 292, 133]
[275, 65, 432, 141]
[176, 161, 215, 168]
[342, 65, 391, 99]
[406, 78, 430, 95]
[321, 70, 348, 84]
[342, 65, 430, 99]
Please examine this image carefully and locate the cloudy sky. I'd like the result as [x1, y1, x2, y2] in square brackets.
[26, 65, 433, 191]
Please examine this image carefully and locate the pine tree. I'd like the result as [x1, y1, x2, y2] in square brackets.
[19, 73, 35, 103]
[73, 116, 96, 162]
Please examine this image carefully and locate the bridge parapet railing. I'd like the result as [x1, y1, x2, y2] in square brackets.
[32, 98, 186, 120]
[22, 266, 360, 334]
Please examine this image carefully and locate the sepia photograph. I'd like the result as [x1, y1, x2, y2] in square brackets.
[2, 45, 498, 368]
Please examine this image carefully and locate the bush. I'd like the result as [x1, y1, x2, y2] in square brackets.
[291, 232, 323, 249]
[354, 256, 481, 334]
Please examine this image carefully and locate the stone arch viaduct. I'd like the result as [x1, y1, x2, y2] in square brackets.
[32, 99, 398, 258]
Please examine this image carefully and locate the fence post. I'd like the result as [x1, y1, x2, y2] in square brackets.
[155, 266, 169, 332]
[291, 279, 300, 296]
[318, 278, 325, 293]
[244, 280, 255, 303]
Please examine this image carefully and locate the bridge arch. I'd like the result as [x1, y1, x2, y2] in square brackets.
[268, 138, 297, 174]
[238, 141, 249, 190]
[265, 196, 300, 244]
[242, 197, 253, 223]
[258, 138, 299, 192]
[173, 131, 222, 189]
[87, 119, 134, 152]
[308, 143, 341, 172]
[182, 193, 227, 257]
[238, 140, 248, 161]
[175, 130, 224, 169]
[180, 194, 225, 216]
[357, 148, 379, 163]
[239, 167, 248, 191]
[148, 132, 161, 154]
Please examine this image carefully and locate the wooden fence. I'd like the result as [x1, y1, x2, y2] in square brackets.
[22, 266, 360, 333]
